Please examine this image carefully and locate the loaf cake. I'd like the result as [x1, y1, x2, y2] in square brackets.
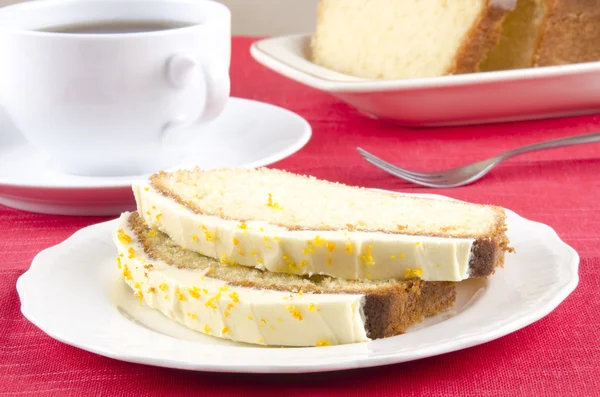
[311, 0, 600, 79]
[114, 211, 456, 346]
[133, 168, 511, 282]
[311, 0, 518, 79]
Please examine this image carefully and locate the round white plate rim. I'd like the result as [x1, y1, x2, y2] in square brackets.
[0, 97, 312, 190]
[16, 193, 580, 373]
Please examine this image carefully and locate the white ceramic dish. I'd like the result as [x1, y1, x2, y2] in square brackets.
[250, 34, 600, 127]
[16, 193, 579, 373]
[0, 97, 311, 216]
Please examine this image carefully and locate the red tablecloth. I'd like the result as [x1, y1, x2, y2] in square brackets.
[2, 37, 599, 396]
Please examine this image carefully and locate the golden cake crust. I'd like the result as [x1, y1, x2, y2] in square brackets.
[534, 0, 600, 66]
[450, 1, 518, 74]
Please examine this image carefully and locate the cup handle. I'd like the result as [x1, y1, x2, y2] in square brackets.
[161, 53, 230, 141]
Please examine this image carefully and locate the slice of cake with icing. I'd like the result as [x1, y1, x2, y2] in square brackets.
[133, 168, 511, 282]
[114, 211, 456, 346]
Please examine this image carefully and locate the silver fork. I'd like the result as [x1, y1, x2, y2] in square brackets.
[357, 132, 600, 188]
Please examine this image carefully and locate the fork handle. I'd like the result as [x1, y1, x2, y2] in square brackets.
[500, 132, 600, 160]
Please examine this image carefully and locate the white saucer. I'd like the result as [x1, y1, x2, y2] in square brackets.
[0, 97, 311, 216]
[16, 193, 579, 373]
[251, 34, 600, 126]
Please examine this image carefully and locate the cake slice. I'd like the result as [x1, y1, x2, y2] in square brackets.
[114, 211, 456, 346]
[310, 0, 517, 79]
[133, 168, 511, 282]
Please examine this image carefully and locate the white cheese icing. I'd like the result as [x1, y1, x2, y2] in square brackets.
[134, 184, 474, 281]
[114, 212, 369, 347]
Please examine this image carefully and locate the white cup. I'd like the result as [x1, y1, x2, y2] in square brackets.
[0, 0, 231, 176]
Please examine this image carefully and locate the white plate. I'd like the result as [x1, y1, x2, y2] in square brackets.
[250, 34, 600, 127]
[16, 193, 579, 373]
[0, 97, 311, 216]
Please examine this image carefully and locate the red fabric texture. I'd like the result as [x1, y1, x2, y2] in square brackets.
[1, 37, 599, 396]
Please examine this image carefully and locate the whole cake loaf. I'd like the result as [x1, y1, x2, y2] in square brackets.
[311, 0, 600, 79]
